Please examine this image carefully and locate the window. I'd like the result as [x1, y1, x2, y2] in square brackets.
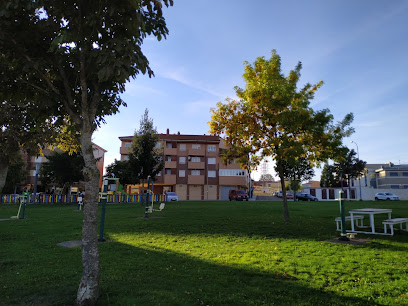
[208, 170, 216, 177]
[123, 156, 129, 161]
[390, 172, 398, 177]
[208, 157, 216, 164]
[208, 145, 216, 152]
[166, 155, 172, 162]
[180, 144, 186, 151]
[165, 169, 172, 175]
[179, 156, 186, 164]
[391, 185, 399, 189]
[166, 143, 173, 149]
[124, 142, 131, 148]
[219, 169, 246, 176]
[191, 170, 200, 176]
[192, 144, 201, 149]
[155, 142, 162, 149]
[403, 172, 408, 177]
[179, 170, 185, 177]
[191, 156, 200, 162]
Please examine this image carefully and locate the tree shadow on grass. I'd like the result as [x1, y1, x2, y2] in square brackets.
[98, 240, 372, 305]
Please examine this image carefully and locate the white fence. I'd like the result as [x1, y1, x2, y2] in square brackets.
[302, 186, 408, 201]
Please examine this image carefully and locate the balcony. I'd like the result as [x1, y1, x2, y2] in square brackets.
[165, 161, 177, 168]
[164, 175, 177, 185]
[164, 147, 178, 155]
[188, 148, 205, 156]
[188, 175, 204, 185]
[188, 161, 205, 169]
[120, 147, 130, 155]
[219, 176, 247, 186]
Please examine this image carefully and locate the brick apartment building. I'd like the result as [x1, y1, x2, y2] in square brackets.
[119, 129, 249, 200]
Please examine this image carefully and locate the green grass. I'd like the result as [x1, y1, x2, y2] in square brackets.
[1, 200, 408, 305]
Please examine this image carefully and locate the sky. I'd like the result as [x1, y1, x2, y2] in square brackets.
[93, 0, 408, 181]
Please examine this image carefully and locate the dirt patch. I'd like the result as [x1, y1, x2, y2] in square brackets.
[326, 237, 372, 245]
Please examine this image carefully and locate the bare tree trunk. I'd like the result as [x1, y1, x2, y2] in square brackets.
[0, 157, 9, 193]
[277, 161, 290, 222]
[76, 129, 100, 305]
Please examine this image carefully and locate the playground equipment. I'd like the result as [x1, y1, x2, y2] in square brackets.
[98, 177, 119, 242]
[77, 194, 84, 211]
[148, 202, 165, 213]
[10, 193, 28, 219]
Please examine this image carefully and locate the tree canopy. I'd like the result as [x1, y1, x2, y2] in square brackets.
[40, 151, 85, 190]
[129, 109, 163, 183]
[2, 153, 28, 194]
[210, 50, 354, 221]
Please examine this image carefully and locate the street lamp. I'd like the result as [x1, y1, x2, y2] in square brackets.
[350, 141, 362, 201]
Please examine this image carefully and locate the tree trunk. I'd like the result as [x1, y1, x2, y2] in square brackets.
[76, 129, 100, 305]
[0, 156, 9, 193]
[277, 161, 290, 222]
[141, 179, 145, 205]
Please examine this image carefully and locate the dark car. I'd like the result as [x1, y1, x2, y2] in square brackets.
[296, 193, 318, 201]
[229, 189, 249, 201]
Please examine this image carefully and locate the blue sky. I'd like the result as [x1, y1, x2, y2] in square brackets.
[93, 0, 408, 180]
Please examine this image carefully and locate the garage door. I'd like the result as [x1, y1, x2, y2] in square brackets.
[189, 185, 202, 200]
[220, 186, 235, 200]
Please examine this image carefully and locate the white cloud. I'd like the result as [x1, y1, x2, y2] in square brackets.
[183, 99, 217, 114]
[125, 81, 165, 97]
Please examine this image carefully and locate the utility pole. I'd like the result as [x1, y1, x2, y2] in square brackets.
[350, 141, 363, 201]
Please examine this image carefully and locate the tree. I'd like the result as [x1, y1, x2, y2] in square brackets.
[40, 151, 85, 196]
[277, 158, 314, 200]
[210, 50, 354, 222]
[333, 149, 366, 197]
[259, 174, 275, 181]
[320, 162, 336, 188]
[105, 159, 137, 186]
[129, 109, 164, 201]
[2, 153, 28, 194]
[0, 1, 173, 304]
[0, 101, 55, 193]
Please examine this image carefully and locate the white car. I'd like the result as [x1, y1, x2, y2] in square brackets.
[166, 192, 179, 201]
[374, 192, 400, 201]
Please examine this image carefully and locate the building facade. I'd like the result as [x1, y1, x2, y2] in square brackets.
[119, 130, 249, 200]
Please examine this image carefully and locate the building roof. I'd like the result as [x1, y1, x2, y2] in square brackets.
[92, 143, 107, 152]
[119, 133, 220, 143]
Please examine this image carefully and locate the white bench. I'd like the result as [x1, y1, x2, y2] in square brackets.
[335, 215, 364, 231]
[382, 218, 408, 236]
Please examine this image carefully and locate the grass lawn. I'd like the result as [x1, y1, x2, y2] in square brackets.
[1, 200, 408, 305]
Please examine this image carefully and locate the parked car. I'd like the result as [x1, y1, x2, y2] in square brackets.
[296, 193, 318, 201]
[286, 193, 294, 200]
[374, 192, 399, 201]
[276, 191, 283, 198]
[166, 192, 179, 201]
[229, 189, 249, 201]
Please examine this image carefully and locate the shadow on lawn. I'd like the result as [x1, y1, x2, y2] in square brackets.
[98, 240, 372, 305]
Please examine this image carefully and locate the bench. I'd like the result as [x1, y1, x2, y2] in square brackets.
[335, 215, 364, 231]
[382, 218, 408, 236]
